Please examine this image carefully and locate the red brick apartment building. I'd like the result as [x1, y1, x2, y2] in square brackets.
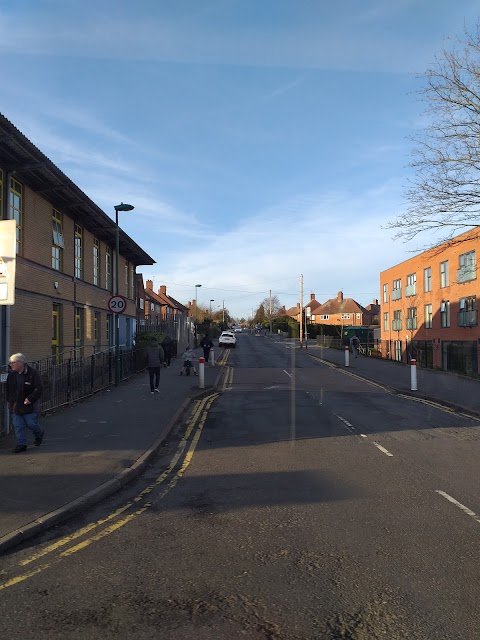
[0, 114, 155, 363]
[380, 228, 480, 375]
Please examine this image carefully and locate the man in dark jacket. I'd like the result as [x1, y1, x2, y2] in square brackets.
[7, 353, 44, 453]
[200, 334, 214, 363]
[146, 338, 164, 394]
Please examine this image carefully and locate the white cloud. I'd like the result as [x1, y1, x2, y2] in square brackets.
[143, 183, 416, 317]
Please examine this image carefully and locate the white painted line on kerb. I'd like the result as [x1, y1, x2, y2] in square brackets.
[372, 442, 394, 457]
[283, 370, 292, 378]
[436, 491, 480, 525]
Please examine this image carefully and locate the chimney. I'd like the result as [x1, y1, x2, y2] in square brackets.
[310, 293, 315, 301]
[146, 280, 153, 290]
[337, 291, 343, 302]
[373, 298, 378, 305]
[159, 285, 167, 295]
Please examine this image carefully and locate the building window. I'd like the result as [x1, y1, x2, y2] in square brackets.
[424, 267, 432, 293]
[440, 260, 449, 288]
[94, 311, 100, 352]
[458, 296, 477, 327]
[392, 309, 402, 331]
[356, 313, 361, 319]
[320, 315, 329, 320]
[341, 313, 351, 320]
[52, 304, 60, 360]
[93, 238, 100, 286]
[457, 250, 476, 283]
[75, 307, 83, 360]
[125, 260, 129, 298]
[406, 273, 417, 297]
[130, 265, 135, 299]
[440, 301, 450, 328]
[424, 303, 433, 329]
[383, 312, 389, 332]
[106, 313, 112, 348]
[106, 247, 112, 291]
[383, 283, 388, 303]
[9, 177, 22, 254]
[406, 307, 417, 330]
[311, 314, 315, 322]
[52, 210, 64, 271]
[392, 278, 402, 301]
[74, 224, 83, 279]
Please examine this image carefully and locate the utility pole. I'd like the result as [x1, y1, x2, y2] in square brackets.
[222, 300, 225, 324]
[299, 274, 303, 348]
[269, 289, 273, 336]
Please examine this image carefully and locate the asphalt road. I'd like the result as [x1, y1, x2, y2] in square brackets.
[1, 333, 480, 639]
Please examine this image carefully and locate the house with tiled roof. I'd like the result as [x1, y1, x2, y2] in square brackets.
[304, 293, 322, 323]
[315, 291, 371, 326]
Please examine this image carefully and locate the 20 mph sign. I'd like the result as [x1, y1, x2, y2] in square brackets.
[108, 295, 127, 314]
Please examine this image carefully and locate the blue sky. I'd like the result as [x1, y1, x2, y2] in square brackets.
[1, 0, 479, 319]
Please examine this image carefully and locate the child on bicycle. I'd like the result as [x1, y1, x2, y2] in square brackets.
[179, 346, 197, 376]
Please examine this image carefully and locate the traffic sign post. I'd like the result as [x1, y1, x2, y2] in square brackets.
[108, 295, 127, 314]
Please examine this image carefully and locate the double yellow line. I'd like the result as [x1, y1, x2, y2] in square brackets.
[0, 392, 219, 592]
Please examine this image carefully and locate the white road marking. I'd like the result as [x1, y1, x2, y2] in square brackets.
[264, 385, 280, 389]
[333, 413, 353, 428]
[372, 442, 394, 457]
[283, 370, 292, 378]
[435, 491, 480, 525]
[360, 434, 367, 438]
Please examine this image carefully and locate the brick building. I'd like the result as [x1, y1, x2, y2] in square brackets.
[380, 227, 480, 374]
[0, 113, 155, 363]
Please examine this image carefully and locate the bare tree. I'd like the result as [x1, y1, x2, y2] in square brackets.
[387, 23, 480, 247]
[257, 294, 282, 322]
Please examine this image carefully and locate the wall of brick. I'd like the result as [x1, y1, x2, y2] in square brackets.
[380, 228, 480, 369]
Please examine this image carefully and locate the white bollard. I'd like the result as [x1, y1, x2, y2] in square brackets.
[198, 357, 205, 389]
[344, 346, 350, 367]
[410, 358, 418, 391]
[209, 346, 215, 366]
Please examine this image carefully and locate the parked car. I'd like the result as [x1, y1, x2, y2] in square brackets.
[219, 331, 237, 348]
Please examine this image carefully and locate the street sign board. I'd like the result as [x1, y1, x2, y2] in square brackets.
[0, 220, 16, 305]
[108, 295, 127, 314]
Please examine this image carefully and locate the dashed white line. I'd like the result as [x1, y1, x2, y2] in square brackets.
[435, 491, 480, 525]
[372, 442, 394, 457]
[283, 370, 292, 378]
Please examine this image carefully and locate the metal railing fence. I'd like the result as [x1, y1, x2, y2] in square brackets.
[0, 347, 148, 436]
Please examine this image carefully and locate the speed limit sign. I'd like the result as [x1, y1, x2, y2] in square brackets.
[108, 295, 127, 314]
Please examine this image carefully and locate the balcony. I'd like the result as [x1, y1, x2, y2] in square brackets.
[456, 266, 477, 284]
[406, 318, 417, 330]
[458, 310, 478, 327]
[392, 289, 402, 301]
[392, 320, 402, 331]
[405, 284, 417, 297]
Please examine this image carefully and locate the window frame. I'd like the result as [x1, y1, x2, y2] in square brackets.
[440, 260, 449, 288]
[424, 303, 433, 329]
[9, 177, 22, 254]
[74, 224, 83, 279]
[424, 266, 432, 293]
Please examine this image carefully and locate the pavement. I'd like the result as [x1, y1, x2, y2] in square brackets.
[2, 336, 480, 555]
[0, 350, 221, 553]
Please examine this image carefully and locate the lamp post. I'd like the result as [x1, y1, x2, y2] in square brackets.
[113, 202, 134, 386]
[210, 299, 214, 317]
[194, 284, 202, 347]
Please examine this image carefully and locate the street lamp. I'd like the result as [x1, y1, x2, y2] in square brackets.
[210, 299, 214, 316]
[194, 284, 202, 347]
[113, 202, 134, 386]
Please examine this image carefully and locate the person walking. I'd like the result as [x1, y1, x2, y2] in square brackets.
[146, 338, 164, 394]
[162, 335, 173, 368]
[200, 333, 214, 364]
[7, 353, 44, 453]
[350, 334, 360, 358]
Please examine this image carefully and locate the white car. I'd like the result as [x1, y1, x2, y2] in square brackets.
[233, 326, 243, 333]
[219, 331, 237, 348]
